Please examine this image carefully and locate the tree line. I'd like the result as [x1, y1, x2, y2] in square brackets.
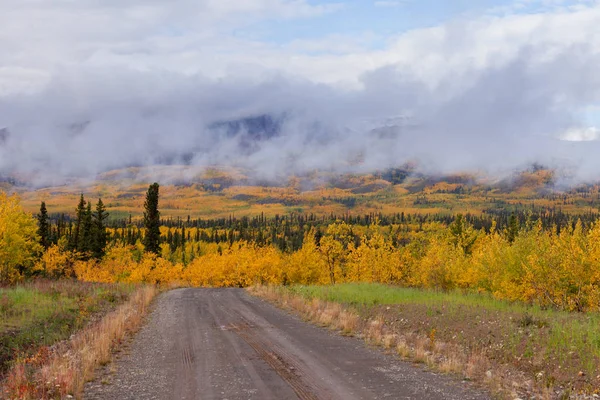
[35, 183, 162, 261]
[7, 181, 600, 313]
[34, 192, 600, 260]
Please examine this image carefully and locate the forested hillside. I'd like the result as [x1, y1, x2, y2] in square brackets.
[4, 171, 600, 313]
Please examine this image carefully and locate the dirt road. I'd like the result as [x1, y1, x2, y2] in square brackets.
[85, 288, 490, 400]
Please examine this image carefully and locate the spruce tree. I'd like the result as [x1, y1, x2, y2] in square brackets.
[78, 202, 93, 256]
[181, 224, 186, 265]
[70, 194, 86, 251]
[506, 213, 519, 243]
[172, 229, 180, 254]
[57, 214, 65, 240]
[92, 198, 109, 259]
[143, 183, 161, 254]
[37, 201, 50, 250]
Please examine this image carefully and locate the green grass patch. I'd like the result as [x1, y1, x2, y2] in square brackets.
[287, 283, 537, 312]
[0, 280, 136, 376]
[284, 283, 600, 386]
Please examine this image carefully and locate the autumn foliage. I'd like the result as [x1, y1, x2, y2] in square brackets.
[69, 219, 600, 312]
[4, 190, 600, 312]
[0, 192, 41, 284]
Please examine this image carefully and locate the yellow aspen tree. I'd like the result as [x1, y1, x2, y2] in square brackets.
[34, 245, 75, 279]
[319, 222, 353, 284]
[0, 192, 42, 283]
[286, 229, 328, 284]
[584, 222, 600, 311]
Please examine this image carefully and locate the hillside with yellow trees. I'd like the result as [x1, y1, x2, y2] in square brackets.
[3, 173, 600, 312]
[8, 165, 600, 220]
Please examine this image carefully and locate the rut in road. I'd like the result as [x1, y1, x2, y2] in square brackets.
[84, 288, 490, 400]
[228, 320, 320, 400]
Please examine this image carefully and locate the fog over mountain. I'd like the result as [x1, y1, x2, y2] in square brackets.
[2, 1, 600, 185]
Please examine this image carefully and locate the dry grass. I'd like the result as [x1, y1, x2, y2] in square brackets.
[365, 316, 384, 344]
[439, 354, 463, 374]
[250, 285, 450, 364]
[2, 285, 157, 399]
[396, 339, 412, 358]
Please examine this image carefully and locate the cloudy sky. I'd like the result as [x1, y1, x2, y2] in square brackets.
[2, 0, 600, 182]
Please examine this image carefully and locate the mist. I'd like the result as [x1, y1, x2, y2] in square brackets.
[2, 2, 600, 186]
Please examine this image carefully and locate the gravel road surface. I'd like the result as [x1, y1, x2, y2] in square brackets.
[84, 288, 490, 400]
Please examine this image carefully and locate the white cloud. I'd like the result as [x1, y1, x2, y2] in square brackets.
[4, 0, 600, 92]
[0, 0, 344, 93]
[561, 127, 600, 141]
[2, 1, 600, 181]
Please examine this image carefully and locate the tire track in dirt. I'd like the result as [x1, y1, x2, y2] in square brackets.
[229, 320, 320, 400]
[84, 288, 491, 400]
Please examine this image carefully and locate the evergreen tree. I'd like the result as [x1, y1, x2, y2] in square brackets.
[78, 202, 93, 256]
[189, 244, 195, 263]
[37, 201, 50, 250]
[314, 228, 323, 247]
[92, 198, 109, 259]
[167, 230, 174, 250]
[57, 214, 65, 240]
[70, 194, 86, 251]
[506, 213, 520, 243]
[181, 224, 186, 265]
[143, 183, 161, 254]
[172, 229, 180, 253]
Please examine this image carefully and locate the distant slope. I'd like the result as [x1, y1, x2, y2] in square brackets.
[8, 165, 600, 221]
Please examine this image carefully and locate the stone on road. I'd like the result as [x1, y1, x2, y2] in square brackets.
[84, 288, 490, 400]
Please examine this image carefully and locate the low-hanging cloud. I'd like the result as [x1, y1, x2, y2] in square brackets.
[1, 1, 600, 185]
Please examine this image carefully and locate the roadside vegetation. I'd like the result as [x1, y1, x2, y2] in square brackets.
[0, 281, 156, 399]
[251, 284, 600, 399]
[0, 280, 135, 376]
